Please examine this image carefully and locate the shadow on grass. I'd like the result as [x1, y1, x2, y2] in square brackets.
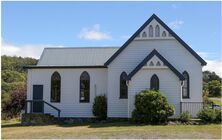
[1, 123, 22, 128]
[57, 121, 151, 128]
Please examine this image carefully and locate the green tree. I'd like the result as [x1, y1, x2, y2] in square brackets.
[1, 55, 37, 119]
[203, 71, 221, 83]
[207, 80, 221, 97]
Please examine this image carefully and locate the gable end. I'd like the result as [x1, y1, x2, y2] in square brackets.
[104, 14, 207, 66]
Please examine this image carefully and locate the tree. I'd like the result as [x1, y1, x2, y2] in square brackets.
[203, 71, 221, 83]
[1, 55, 37, 119]
[207, 80, 221, 97]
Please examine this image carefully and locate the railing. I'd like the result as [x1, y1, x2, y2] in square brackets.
[180, 102, 203, 117]
[25, 100, 61, 119]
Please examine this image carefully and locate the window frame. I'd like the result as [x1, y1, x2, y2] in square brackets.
[182, 71, 190, 99]
[79, 71, 90, 103]
[50, 71, 61, 103]
[155, 25, 160, 37]
[150, 74, 159, 90]
[149, 25, 153, 37]
[120, 72, 128, 99]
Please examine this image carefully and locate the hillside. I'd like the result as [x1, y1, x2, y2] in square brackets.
[1, 55, 37, 118]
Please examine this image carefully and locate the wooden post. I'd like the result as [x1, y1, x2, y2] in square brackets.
[25, 101, 27, 114]
[30, 101, 33, 113]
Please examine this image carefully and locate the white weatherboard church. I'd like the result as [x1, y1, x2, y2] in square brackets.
[25, 14, 206, 118]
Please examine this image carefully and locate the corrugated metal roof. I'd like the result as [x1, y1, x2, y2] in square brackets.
[37, 47, 119, 66]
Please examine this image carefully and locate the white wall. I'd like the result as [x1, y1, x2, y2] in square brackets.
[108, 23, 203, 118]
[27, 68, 107, 117]
[128, 68, 181, 118]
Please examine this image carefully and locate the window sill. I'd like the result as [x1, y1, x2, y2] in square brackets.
[50, 101, 60, 103]
[79, 101, 90, 103]
[182, 97, 190, 99]
[119, 97, 128, 99]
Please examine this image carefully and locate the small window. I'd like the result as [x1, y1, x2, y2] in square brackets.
[142, 32, 147, 38]
[51, 71, 61, 102]
[155, 25, 160, 37]
[182, 71, 189, 98]
[149, 25, 153, 37]
[156, 61, 161, 66]
[150, 74, 159, 90]
[162, 31, 166, 37]
[120, 72, 128, 99]
[149, 61, 154, 66]
[80, 71, 90, 102]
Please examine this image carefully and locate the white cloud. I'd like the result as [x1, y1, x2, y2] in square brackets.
[1, 41, 64, 59]
[169, 20, 184, 29]
[197, 51, 222, 77]
[203, 60, 222, 77]
[78, 24, 112, 40]
[120, 35, 131, 40]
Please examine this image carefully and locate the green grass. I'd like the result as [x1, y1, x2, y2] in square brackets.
[211, 99, 222, 106]
[1, 119, 222, 139]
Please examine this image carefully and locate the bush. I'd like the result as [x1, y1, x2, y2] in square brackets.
[197, 107, 221, 123]
[180, 111, 191, 122]
[2, 86, 26, 119]
[203, 96, 213, 106]
[92, 95, 107, 120]
[215, 109, 222, 123]
[132, 90, 174, 124]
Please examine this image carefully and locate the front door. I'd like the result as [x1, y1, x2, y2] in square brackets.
[33, 85, 43, 113]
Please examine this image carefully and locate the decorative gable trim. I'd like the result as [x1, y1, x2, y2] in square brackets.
[127, 49, 185, 81]
[104, 14, 207, 66]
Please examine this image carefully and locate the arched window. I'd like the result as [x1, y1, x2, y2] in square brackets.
[51, 71, 61, 102]
[162, 31, 166, 37]
[156, 61, 161, 66]
[149, 25, 153, 37]
[80, 71, 90, 102]
[120, 72, 128, 99]
[142, 32, 147, 38]
[182, 71, 189, 98]
[149, 61, 154, 66]
[150, 74, 159, 90]
[155, 25, 160, 37]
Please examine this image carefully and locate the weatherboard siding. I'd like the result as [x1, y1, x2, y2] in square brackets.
[27, 68, 107, 117]
[128, 68, 181, 117]
[108, 38, 202, 118]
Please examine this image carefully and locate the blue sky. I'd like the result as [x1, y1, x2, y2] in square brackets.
[1, 1, 221, 75]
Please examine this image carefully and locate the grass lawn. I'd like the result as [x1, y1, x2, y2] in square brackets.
[210, 98, 222, 106]
[1, 119, 222, 139]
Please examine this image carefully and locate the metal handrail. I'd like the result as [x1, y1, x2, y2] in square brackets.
[25, 100, 61, 118]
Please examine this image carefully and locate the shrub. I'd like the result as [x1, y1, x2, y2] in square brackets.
[179, 111, 191, 122]
[132, 90, 174, 124]
[197, 107, 221, 123]
[92, 95, 107, 120]
[2, 86, 26, 119]
[215, 109, 222, 123]
[203, 96, 213, 106]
